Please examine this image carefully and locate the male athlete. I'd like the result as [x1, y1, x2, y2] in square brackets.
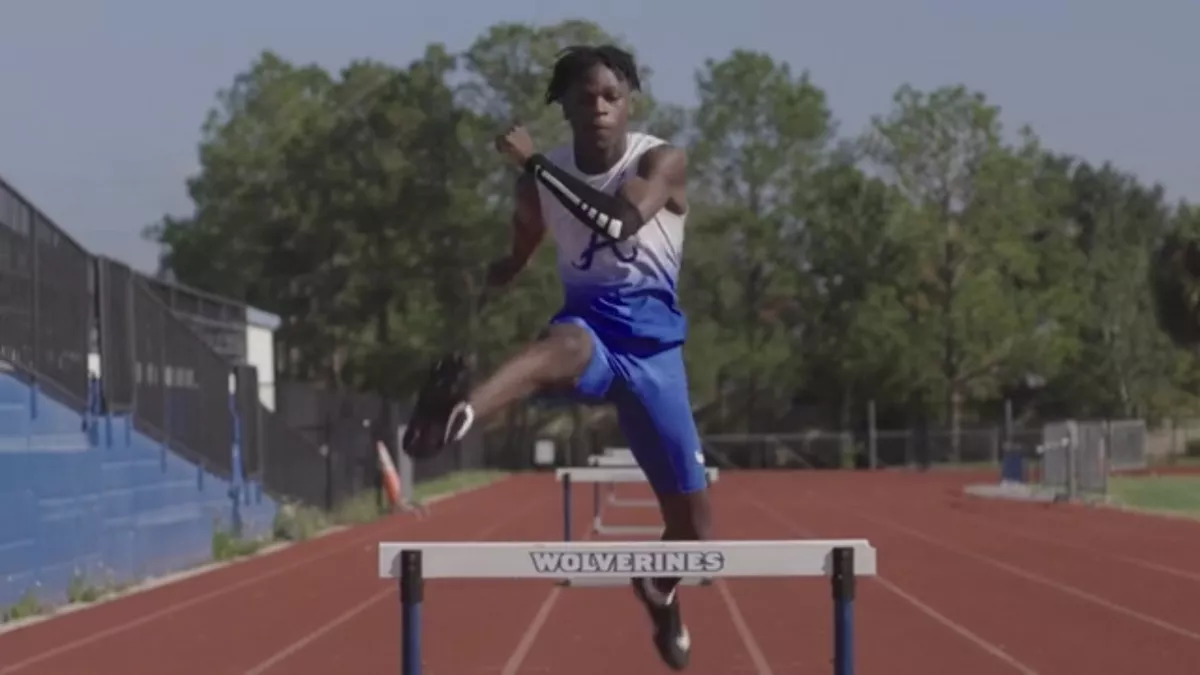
[403, 45, 709, 670]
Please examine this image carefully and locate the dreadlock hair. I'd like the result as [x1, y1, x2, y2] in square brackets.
[544, 45, 641, 105]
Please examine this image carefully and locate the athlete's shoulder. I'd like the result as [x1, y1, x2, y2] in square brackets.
[627, 131, 668, 153]
[633, 142, 687, 185]
[627, 133, 684, 163]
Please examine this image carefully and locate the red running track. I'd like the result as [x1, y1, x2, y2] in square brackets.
[3, 471, 1200, 674]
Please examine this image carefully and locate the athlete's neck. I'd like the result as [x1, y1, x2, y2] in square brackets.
[573, 134, 628, 176]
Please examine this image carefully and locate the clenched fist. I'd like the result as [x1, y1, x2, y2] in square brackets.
[494, 123, 536, 167]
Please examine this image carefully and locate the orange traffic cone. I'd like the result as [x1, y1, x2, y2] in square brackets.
[376, 441, 403, 508]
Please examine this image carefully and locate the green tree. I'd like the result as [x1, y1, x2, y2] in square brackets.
[1149, 205, 1200, 409]
[283, 47, 480, 392]
[146, 51, 334, 301]
[1039, 160, 1193, 419]
[147, 47, 476, 391]
[143, 22, 1200, 441]
[683, 50, 834, 430]
[794, 159, 905, 428]
[863, 85, 1083, 455]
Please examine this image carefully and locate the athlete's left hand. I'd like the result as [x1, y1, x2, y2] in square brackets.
[495, 124, 535, 166]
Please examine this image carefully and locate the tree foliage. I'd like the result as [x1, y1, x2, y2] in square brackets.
[147, 19, 1200, 438]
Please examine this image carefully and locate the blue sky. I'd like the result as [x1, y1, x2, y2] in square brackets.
[2, 0, 1196, 273]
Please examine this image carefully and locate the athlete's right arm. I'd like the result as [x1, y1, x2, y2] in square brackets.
[486, 173, 545, 288]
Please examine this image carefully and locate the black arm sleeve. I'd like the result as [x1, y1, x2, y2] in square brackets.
[524, 154, 646, 241]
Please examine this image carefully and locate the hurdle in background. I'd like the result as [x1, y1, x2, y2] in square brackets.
[556, 466, 721, 539]
[379, 538, 878, 675]
[555, 466, 720, 586]
[587, 447, 657, 509]
[581, 448, 718, 534]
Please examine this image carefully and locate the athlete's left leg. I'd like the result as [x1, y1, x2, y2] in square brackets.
[612, 345, 710, 671]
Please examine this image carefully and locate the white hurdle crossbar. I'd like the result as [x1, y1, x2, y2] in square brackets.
[380, 539, 877, 675]
[555, 466, 721, 587]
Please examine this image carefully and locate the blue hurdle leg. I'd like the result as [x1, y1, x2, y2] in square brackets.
[400, 550, 423, 675]
[562, 473, 573, 542]
[592, 482, 600, 523]
[831, 546, 855, 675]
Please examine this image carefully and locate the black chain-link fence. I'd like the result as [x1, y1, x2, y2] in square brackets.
[32, 211, 90, 401]
[0, 177, 89, 406]
[143, 275, 247, 363]
[273, 381, 406, 509]
[0, 176, 495, 511]
[120, 270, 235, 478]
[233, 365, 262, 479]
[0, 181, 35, 371]
[96, 258, 135, 411]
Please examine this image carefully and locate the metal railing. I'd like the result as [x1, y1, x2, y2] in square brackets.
[0, 175, 425, 510]
[0, 175, 90, 409]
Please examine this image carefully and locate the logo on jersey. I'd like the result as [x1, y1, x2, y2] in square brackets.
[529, 550, 725, 575]
[573, 231, 639, 271]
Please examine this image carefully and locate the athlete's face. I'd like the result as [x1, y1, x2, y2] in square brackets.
[561, 64, 631, 150]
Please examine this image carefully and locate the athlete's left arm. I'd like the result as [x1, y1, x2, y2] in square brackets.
[526, 144, 687, 242]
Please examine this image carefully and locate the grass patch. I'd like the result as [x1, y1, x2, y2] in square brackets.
[1108, 474, 1200, 517]
[272, 502, 330, 542]
[333, 491, 389, 525]
[63, 571, 135, 606]
[270, 470, 507, 543]
[211, 526, 266, 561]
[66, 573, 105, 604]
[2, 590, 47, 623]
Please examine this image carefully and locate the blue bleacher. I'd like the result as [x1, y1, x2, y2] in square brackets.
[0, 374, 277, 608]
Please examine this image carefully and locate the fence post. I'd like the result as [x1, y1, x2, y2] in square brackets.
[1004, 399, 1014, 442]
[1066, 420, 1079, 501]
[1101, 420, 1112, 494]
[323, 413, 334, 511]
[867, 400, 877, 470]
[228, 371, 244, 537]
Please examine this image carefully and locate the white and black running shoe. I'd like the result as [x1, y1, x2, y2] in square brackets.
[632, 578, 691, 670]
[401, 354, 474, 459]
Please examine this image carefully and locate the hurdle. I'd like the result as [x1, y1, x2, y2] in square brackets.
[379, 538, 877, 675]
[556, 467, 720, 539]
[556, 466, 720, 587]
[587, 448, 657, 508]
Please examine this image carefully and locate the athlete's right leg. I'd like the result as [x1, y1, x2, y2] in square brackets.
[614, 347, 709, 672]
[403, 318, 613, 456]
[465, 322, 596, 422]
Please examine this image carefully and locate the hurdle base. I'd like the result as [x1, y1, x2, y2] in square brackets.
[559, 577, 713, 588]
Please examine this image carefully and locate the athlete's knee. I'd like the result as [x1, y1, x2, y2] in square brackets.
[533, 323, 594, 384]
[659, 491, 712, 540]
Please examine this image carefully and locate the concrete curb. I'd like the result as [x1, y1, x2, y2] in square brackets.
[0, 473, 511, 635]
[963, 482, 1200, 524]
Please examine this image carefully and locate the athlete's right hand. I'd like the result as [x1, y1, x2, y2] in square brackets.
[494, 123, 535, 167]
